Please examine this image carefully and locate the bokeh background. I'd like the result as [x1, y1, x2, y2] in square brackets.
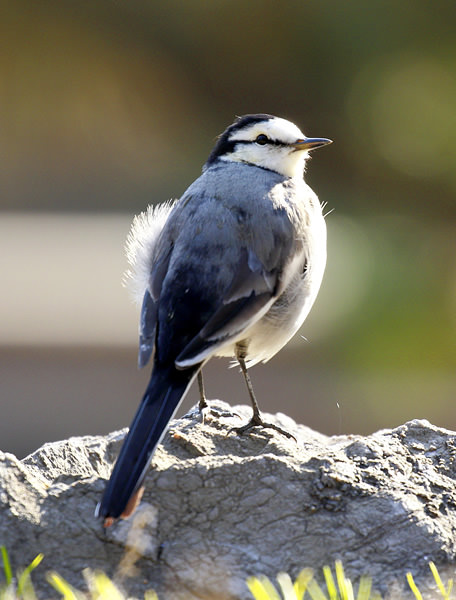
[1, 0, 455, 458]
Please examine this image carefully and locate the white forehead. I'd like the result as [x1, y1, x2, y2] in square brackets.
[228, 117, 305, 143]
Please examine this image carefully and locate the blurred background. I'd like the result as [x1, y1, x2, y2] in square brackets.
[1, 0, 455, 458]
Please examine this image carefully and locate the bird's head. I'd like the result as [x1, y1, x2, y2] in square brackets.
[205, 114, 332, 178]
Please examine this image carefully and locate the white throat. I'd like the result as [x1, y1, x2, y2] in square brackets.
[221, 146, 307, 178]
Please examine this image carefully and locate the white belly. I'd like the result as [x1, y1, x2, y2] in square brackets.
[215, 204, 327, 367]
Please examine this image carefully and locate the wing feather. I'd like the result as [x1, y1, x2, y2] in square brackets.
[174, 247, 285, 368]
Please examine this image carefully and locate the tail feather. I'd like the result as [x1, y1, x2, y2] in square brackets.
[97, 365, 197, 521]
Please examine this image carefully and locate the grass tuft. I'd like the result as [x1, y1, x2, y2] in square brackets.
[248, 561, 380, 600]
[1, 546, 43, 600]
[1, 546, 455, 599]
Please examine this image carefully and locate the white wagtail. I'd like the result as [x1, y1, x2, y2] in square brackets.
[97, 114, 332, 525]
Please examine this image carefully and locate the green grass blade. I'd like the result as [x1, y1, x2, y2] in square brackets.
[406, 572, 423, 600]
[0, 547, 13, 586]
[247, 576, 282, 600]
[47, 572, 81, 600]
[0, 584, 16, 600]
[429, 562, 453, 599]
[277, 572, 297, 599]
[335, 560, 353, 600]
[323, 565, 338, 600]
[344, 579, 354, 600]
[307, 577, 330, 600]
[89, 570, 125, 600]
[355, 576, 372, 600]
[293, 568, 314, 600]
[247, 577, 271, 600]
[16, 575, 37, 600]
[17, 553, 44, 598]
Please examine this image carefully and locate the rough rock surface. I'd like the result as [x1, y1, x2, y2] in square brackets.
[1, 401, 456, 599]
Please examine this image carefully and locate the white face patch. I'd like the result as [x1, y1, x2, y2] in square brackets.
[222, 117, 309, 178]
[228, 117, 306, 146]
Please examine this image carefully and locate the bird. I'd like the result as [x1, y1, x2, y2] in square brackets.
[96, 113, 332, 526]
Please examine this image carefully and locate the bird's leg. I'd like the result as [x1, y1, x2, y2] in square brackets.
[232, 349, 295, 440]
[197, 368, 241, 421]
[197, 370, 208, 412]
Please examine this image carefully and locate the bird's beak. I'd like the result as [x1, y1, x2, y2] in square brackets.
[292, 137, 333, 151]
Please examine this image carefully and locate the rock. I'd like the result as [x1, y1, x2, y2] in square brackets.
[1, 401, 456, 599]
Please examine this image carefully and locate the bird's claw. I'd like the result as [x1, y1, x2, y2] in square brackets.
[228, 415, 296, 441]
[199, 401, 242, 423]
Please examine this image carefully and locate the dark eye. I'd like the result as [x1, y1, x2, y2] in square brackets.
[255, 134, 269, 145]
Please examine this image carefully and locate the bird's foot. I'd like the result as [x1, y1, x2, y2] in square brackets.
[230, 413, 296, 441]
[198, 399, 241, 422]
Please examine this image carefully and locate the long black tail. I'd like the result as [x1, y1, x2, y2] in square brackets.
[97, 364, 198, 521]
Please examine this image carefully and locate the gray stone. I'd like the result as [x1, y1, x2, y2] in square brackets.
[1, 401, 456, 599]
